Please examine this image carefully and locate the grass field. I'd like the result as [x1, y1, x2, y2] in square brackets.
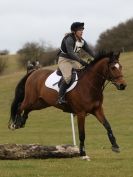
[0, 52, 133, 177]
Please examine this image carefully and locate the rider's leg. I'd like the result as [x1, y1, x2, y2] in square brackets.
[58, 57, 72, 104]
[58, 80, 69, 104]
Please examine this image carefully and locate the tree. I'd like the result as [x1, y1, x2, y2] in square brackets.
[0, 56, 8, 74]
[17, 42, 45, 67]
[95, 18, 133, 52]
[0, 49, 9, 55]
[17, 41, 58, 68]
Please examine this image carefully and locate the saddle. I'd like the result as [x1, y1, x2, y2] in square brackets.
[56, 68, 77, 88]
[45, 69, 78, 93]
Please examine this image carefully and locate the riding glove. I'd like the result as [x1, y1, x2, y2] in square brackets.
[79, 59, 88, 67]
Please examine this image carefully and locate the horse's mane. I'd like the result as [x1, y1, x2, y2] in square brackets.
[79, 51, 120, 74]
[89, 51, 113, 66]
[87, 50, 121, 68]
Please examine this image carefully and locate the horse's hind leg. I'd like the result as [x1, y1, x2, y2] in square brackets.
[94, 107, 120, 153]
[11, 96, 33, 129]
[20, 109, 30, 128]
[16, 98, 49, 129]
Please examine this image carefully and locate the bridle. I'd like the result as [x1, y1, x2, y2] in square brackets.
[106, 61, 123, 85]
[83, 60, 123, 92]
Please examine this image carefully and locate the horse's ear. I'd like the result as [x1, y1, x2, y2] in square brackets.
[117, 51, 121, 58]
[109, 51, 114, 59]
[114, 51, 121, 60]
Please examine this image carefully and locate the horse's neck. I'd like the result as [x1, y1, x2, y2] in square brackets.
[84, 59, 108, 90]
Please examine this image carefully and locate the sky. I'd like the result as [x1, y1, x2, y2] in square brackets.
[0, 0, 132, 53]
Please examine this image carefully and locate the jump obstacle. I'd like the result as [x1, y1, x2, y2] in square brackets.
[0, 113, 79, 160]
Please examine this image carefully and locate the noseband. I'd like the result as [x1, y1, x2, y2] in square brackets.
[107, 62, 123, 85]
[93, 61, 123, 91]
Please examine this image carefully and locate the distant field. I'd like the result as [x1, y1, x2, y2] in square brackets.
[1, 54, 21, 75]
[2, 54, 57, 75]
[0, 52, 133, 177]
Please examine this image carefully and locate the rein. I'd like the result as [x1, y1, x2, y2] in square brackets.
[86, 70, 110, 92]
[76, 60, 122, 92]
[76, 65, 110, 92]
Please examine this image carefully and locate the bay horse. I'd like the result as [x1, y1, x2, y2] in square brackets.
[9, 51, 127, 159]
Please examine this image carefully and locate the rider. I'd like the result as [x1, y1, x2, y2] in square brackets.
[57, 22, 95, 104]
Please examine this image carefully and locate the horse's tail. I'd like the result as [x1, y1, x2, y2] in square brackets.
[9, 71, 34, 124]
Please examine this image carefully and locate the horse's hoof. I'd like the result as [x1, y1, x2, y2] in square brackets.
[8, 123, 16, 130]
[112, 146, 120, 153]
[8, 123, 22, 130]
[81, 155, 91, 161]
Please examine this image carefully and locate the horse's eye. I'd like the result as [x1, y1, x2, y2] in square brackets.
[111, 66, 116, 70]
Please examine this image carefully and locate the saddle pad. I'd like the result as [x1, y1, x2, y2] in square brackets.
[45, 70, 78, 93]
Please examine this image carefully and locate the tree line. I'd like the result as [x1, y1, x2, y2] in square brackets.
[0, 18, 133, 74]
[15, 17, 133, 70]
[17, 42, 58, 68]
[95, 18, 133, 52]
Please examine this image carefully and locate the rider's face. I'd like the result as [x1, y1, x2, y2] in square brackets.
[75, 29, 84, 39]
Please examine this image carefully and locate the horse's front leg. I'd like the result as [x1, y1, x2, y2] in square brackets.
[94, 107, 120, 153]
[77, 113, 90, 160]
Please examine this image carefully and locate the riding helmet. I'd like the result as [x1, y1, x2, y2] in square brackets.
[70, 22, 84, 32]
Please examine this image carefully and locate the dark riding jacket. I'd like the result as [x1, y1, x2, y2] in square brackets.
[59, 33, 95, 62]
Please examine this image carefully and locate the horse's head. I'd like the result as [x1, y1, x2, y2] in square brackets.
[107, 52, 127, 90]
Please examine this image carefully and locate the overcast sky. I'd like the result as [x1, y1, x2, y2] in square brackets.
[0, 0, 132, 53]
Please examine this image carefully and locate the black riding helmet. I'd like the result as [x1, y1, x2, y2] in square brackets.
[71, 22, 84, 32]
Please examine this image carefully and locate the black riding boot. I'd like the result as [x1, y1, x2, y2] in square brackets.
[57, 80, 68, 104]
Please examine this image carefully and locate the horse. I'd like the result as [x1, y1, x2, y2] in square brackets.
[9, 51, 127, 159]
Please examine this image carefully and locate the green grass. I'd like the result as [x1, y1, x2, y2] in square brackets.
[0, 52, 133, 177]
[1, 54, 22, 75]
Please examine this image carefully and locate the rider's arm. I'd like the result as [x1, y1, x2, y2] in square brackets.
[65, 36, 81, 62]
[82, 40, 95, 58]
